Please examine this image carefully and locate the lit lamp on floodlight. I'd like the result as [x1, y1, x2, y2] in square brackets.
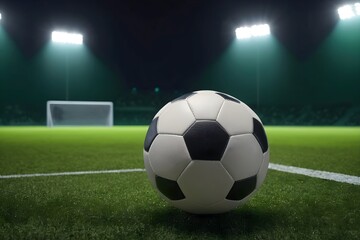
[51, 31, 83, 45]
[338, 3, 360, 20]
[51, 30, 83, 101]
[0, 13, 2, 21]
[235, 24, 270, 40]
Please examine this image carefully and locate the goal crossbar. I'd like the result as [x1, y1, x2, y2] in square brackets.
[47, 101, 113, 127]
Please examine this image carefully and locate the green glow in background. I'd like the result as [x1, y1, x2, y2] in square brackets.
[196, 19, 360, 106]
[1, 19, 360, 114]
[0, 27, 123, 114]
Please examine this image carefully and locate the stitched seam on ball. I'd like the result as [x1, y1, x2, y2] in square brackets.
[185, 98, 196, 119]
[215, 99, 226, 121]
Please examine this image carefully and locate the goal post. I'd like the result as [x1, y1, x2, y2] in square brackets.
[47, 101, 113, 127]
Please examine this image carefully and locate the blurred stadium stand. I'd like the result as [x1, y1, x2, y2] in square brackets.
[0, 90, 359, 126]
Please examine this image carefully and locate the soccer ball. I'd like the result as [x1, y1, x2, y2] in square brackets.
[143, 90, 269, 214]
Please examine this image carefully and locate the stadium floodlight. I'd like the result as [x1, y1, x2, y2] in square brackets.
[51, 30, 83, 100]
[355, 3, 360, 15]
[47, 101, 113, 127]
[337, 3, 360, 20]
[51, 31, 83, 45]
[235, 24, 270, 39]
[235, 27, 252, 39]
[0, 13, 2, 21]
[338, 5, 355, 19]
[235, 23, 270, 108]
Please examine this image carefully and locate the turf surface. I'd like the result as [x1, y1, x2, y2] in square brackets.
[0, 127, 145, 175]
[0, 126, 359, 239]
[267, 127, 360, 176]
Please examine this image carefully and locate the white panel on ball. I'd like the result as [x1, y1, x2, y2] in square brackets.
[170, 199, 209, 215]
[154, 102, 171, 119]
[217, 100, 253, 135]
[257, 150, 270, 188]
[209, 199, 242, 214]
[187, 91, 224, 120]
[143, 151, 157, 188]
[157, 100, 195, 135]
[149, 135, 192, 181]
[241, 101, 262, 123]
[193, 90, 217, 94]
[144, 150, 170, 200]
[177, 161, 234, 206]
[221, 134, 263, 180]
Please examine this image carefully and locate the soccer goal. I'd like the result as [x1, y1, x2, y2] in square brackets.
[47, 101, 113, 127]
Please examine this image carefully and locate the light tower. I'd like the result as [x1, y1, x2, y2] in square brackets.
[235, 23, 271, 108]
[51, 30, 83, 100]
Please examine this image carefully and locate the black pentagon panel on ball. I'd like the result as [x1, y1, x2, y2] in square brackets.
[184, 121, 229, 160]
[216, 92, 241, 103]
[226, 175, 257, 201]
[171, 92, 195, 103]
[155, 175, 185, 200]
[144, 117, 159, 152]
[252, 118, 268, 153]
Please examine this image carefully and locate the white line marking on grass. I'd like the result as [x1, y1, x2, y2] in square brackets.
[269, 163, 360, 186]
[0, 169, 145, 179]
[0, 164, 359, 186]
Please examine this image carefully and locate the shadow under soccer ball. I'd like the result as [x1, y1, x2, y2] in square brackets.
[147, 206, 282, 237]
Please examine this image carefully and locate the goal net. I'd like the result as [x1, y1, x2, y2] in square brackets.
[47, 101, 113, 127]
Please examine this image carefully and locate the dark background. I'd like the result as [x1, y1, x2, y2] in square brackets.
[0, 0, 359, 125]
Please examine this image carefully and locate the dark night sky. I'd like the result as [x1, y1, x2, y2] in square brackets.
[0, 0, 348, 90]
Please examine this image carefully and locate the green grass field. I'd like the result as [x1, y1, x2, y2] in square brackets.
[0, 126, 359, 239]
